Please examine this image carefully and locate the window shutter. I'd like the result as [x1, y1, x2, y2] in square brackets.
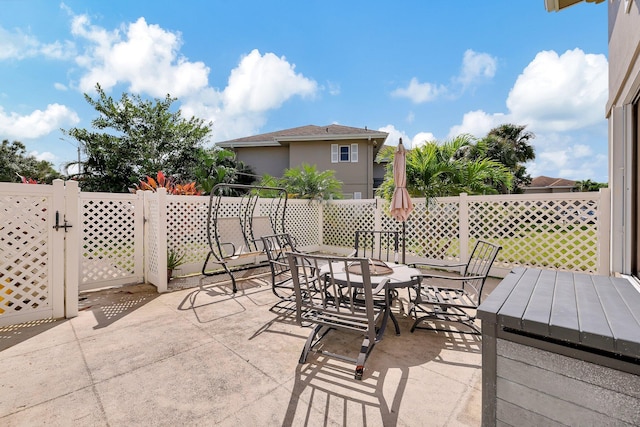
[331, 144, 338, 163]
[351, 144, 358, 162]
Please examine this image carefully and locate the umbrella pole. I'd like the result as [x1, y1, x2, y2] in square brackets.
[402, 221, 406, 264]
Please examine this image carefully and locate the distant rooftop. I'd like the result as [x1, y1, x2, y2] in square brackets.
[529, 175, 576, 188]
[217, 124, 388, 147]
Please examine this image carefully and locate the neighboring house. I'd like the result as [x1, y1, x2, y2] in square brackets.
[524, 176, 576, 194]
[546, 0, 639, 277]
[216, 124, 389, 199]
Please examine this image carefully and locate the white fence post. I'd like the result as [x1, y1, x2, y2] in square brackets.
[598, 187, 612, 275]
[374, 197, 383, 231]
[156, 188, 168, 292]
[459, 192, 469, 265]
[318, 201, 324, 246]
[64, 180, 79, 318]
[134, 191, 145, 281]
[51, 180, 66, 319]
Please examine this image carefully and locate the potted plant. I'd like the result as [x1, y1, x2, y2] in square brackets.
[167, 248, 186, 282]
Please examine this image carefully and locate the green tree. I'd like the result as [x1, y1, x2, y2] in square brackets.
[377, 135, 512, 203]
[0, 139, 62, 183]
[574, 179, 607, 192]
[261, 163, 343, 200]
[63, 84, 212, 192]
[193, 147, 256, 194]
[470, 124, 536, 193]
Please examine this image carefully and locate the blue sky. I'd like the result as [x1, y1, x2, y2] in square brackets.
[1, 1, 609, 182]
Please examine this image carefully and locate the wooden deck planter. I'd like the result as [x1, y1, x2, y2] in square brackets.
[478, 267, 640, 426]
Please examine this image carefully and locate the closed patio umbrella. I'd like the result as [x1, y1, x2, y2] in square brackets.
[390, 138, 413, 263]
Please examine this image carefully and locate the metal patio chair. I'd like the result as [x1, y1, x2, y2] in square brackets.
[286, 252, 391, 380]
[260, 233, 300, 300]
[349, 230, 400, 264]
[408, 240, 501, 335]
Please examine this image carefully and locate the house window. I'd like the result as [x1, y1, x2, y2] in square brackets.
[340, 146, 350, 162]
[331, 144, 359, 163]
[353, 191, 362, 199]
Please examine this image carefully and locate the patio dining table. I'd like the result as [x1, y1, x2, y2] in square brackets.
[319, 260, 421, 335]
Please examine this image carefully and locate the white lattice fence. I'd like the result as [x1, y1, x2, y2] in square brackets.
[467, 193, 605, 273]
[79, 192, 144, 291]
[320, 190, 609, 275]
[284, 199, 321, 248]
[322, 200, 377, 251]
[0, 180, 79, 326]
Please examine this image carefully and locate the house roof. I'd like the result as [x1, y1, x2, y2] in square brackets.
[216, 124, 389, 148]
[544, 0, 604, 12]
[529, 175, 576, 188]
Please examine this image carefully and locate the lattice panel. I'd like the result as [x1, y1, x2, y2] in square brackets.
[146, 197, 160, 278]
[384, 199, 460, 261]
[0, 195, 51, 315]
[322, 201, 376, 248]
[166, 197, 209, 265]
[284, 200, 321, 247]
[81, 198, 137, 284]
[469, 197, 600, 273]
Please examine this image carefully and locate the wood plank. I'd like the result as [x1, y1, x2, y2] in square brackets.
[496, 378, 636, 426]
[478, 267, 526, 324]
[592, 275, 640, 359]
[549, 271, 580, 342]
[573, 274, 614, 352]
[497, 356, 640, 423]
[521, 269, 556, 336]
[496, 268, 541, 331]
[497, 400, 565, 427]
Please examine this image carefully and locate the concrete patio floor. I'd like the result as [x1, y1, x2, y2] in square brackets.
[0, 271, 500, 426]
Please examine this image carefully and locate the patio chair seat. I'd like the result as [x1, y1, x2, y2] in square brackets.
[409, 240, 501, 335]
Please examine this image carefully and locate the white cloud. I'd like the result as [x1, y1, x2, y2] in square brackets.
[411, 132, 437, 148]
[456, 49, 497, 88]
[447, 110, 508, 139]
[0, 104, 80, 139]
[378, 125, 410, 147]
[391, 77, 446, 104]
[0, 25, 75, 60]
[180, 50, 318, 142]
[29, 150, 57, 162]
[72, 15, 210, 98]
[507, 48, 607, 132]
[327, 81, 341, 96]
[392, 50, 496, 103]
[443, 48, 608, 181]
[223, 49, 317, 114]
[54, 82, 68, 91]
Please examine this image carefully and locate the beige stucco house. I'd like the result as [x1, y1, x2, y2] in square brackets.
[216, 124, 389, 199]
[524, 176, 577, 194]
[546, 0, 639, 277]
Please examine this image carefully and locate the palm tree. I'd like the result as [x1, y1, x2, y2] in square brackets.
[478, 124, 535, 193]
[264, 163, 343, 200]
[377, 135, 512, 202]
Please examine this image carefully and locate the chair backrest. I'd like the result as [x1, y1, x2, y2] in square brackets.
[353, 230, 399, 263]
[462, 240, 501, 302]
[286, 252, 380, 341]
[261, 233, 296, 286]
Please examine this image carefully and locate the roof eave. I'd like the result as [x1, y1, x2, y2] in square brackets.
[276, 132, 388, 142]
[216, 141, 281, 148]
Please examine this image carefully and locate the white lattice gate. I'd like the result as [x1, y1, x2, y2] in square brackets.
[0, 180, 79, 326]
[79, 191, 144, 291]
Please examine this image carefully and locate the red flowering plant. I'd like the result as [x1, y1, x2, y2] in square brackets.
[130, 171, 201, 196]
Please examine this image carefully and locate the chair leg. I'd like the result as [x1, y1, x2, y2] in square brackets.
[410, 310, 481, 335]
[355, 336, 373, 380]
[299, 324, 332, 364]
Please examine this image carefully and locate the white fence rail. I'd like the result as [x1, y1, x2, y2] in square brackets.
[1, 182, 611, 324]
